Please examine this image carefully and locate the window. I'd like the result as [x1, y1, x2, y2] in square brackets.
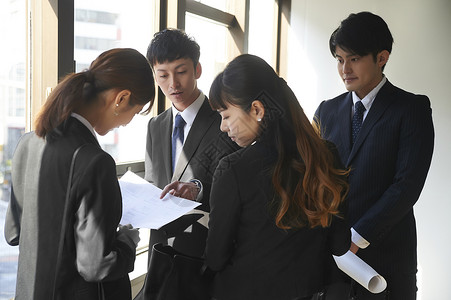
[0, 0, 26, 297]
[185, 12, 229, 96]
[75, 36, 118, 51]
[185, 0, 280, 96]
[248, 0, 278, 67]
[9, 87, 26, 117]
[75, 8, 119, 24]
[182, 0, 248, 99]
[74, 0, 158, 163]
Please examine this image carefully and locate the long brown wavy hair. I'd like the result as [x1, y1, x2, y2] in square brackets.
[35, 48, 155, 138]
[209, 54, 348, 229]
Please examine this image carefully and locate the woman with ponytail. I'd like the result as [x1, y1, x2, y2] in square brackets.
[5, 48, 155, 300]
[205, 54, 350, 300]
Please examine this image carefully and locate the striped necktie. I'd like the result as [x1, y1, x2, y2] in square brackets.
[351, 101, 366, 144]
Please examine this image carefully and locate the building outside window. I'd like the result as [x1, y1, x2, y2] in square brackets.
[74, 0, 157, 163]
[0, 0, 26, 298]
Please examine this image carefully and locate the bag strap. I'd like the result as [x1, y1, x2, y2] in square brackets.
[52, 144, 87, 300]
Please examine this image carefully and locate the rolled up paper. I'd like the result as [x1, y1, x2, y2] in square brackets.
[333, 250, 387, 294]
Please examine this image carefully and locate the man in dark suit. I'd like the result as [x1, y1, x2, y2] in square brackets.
[314, 12, 434, 299]
[135, 28, 238, 299]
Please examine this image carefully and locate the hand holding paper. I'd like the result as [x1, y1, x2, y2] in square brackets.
[118, 171, 201, 229]
[333, 250, 387, 294]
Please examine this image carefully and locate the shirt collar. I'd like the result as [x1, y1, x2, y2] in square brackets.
[71, 112, 98, 141]
[352, 76, 387, 110]
[171, 91, 205, 127]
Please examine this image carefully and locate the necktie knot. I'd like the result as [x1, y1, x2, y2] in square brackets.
[351, 101, 366, 144]
[355, 101, 366, 116]
[174, 114, 186, 129]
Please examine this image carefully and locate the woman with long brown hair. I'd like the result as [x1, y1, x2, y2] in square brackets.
[5, 48, 155, 300]
[205, 54, 350, 300]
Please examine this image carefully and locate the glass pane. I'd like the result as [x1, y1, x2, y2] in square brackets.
[194, 0, 227, 12]
[74, 0, 157, 163]
[0, 0, 26, 298]
[185, 12, 228, 97]
[248, 0, 277, 66]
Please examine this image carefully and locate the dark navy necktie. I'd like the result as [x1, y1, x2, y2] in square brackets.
[352, 101, 366, 144]
[172, 114, 186, 172]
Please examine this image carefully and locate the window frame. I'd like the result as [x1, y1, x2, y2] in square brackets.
[35, 0, 290, 164]
[31, 0, 290, 126]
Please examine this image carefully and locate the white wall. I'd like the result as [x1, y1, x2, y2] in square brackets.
[287, 1, 451, 298]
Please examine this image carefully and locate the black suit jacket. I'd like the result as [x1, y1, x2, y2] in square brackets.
[314, 80, 434, 285]
[205, 140, 350, 300]
[135, 96, 238, 300]
[143, 96, 238, 256]
[5, 117, 136, 300]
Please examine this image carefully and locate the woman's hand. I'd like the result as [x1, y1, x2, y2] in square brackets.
[117, 224, 140, 248]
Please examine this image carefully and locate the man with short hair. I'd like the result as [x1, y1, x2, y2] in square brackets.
[134, 28, 238, 299]
[315, 12, 434, 299]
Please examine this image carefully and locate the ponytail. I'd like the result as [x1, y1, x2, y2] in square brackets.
[34, 48, 155, 138]
[34, 73, 88, 137]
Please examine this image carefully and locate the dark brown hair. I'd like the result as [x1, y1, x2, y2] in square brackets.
[146, 28, 200, 68]
[329, 11, 393, 71]
[35, 48, 155, 137]
[209, 54, 349, 229]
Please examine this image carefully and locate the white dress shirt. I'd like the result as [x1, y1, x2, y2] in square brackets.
[171, 91, 205, 169]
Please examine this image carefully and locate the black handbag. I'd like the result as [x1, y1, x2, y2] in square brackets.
[322, 280, 390, 300]
[140, 243, 212, 300]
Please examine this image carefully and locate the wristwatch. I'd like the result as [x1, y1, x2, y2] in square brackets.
[190, 179, 202, 192]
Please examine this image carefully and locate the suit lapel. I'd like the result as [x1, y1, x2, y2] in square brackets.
[159, 110, 173, 183]
[347, 81, 395, 166]
[172, 97, 215, 181]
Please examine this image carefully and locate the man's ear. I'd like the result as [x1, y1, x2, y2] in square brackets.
[378, 50, 390, 68]
[251, 100, 265, 121]
[195, 62, 202, 79]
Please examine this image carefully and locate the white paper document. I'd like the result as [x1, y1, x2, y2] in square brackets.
[118, 171, 201, 229]
[333, 250, 387, 294]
